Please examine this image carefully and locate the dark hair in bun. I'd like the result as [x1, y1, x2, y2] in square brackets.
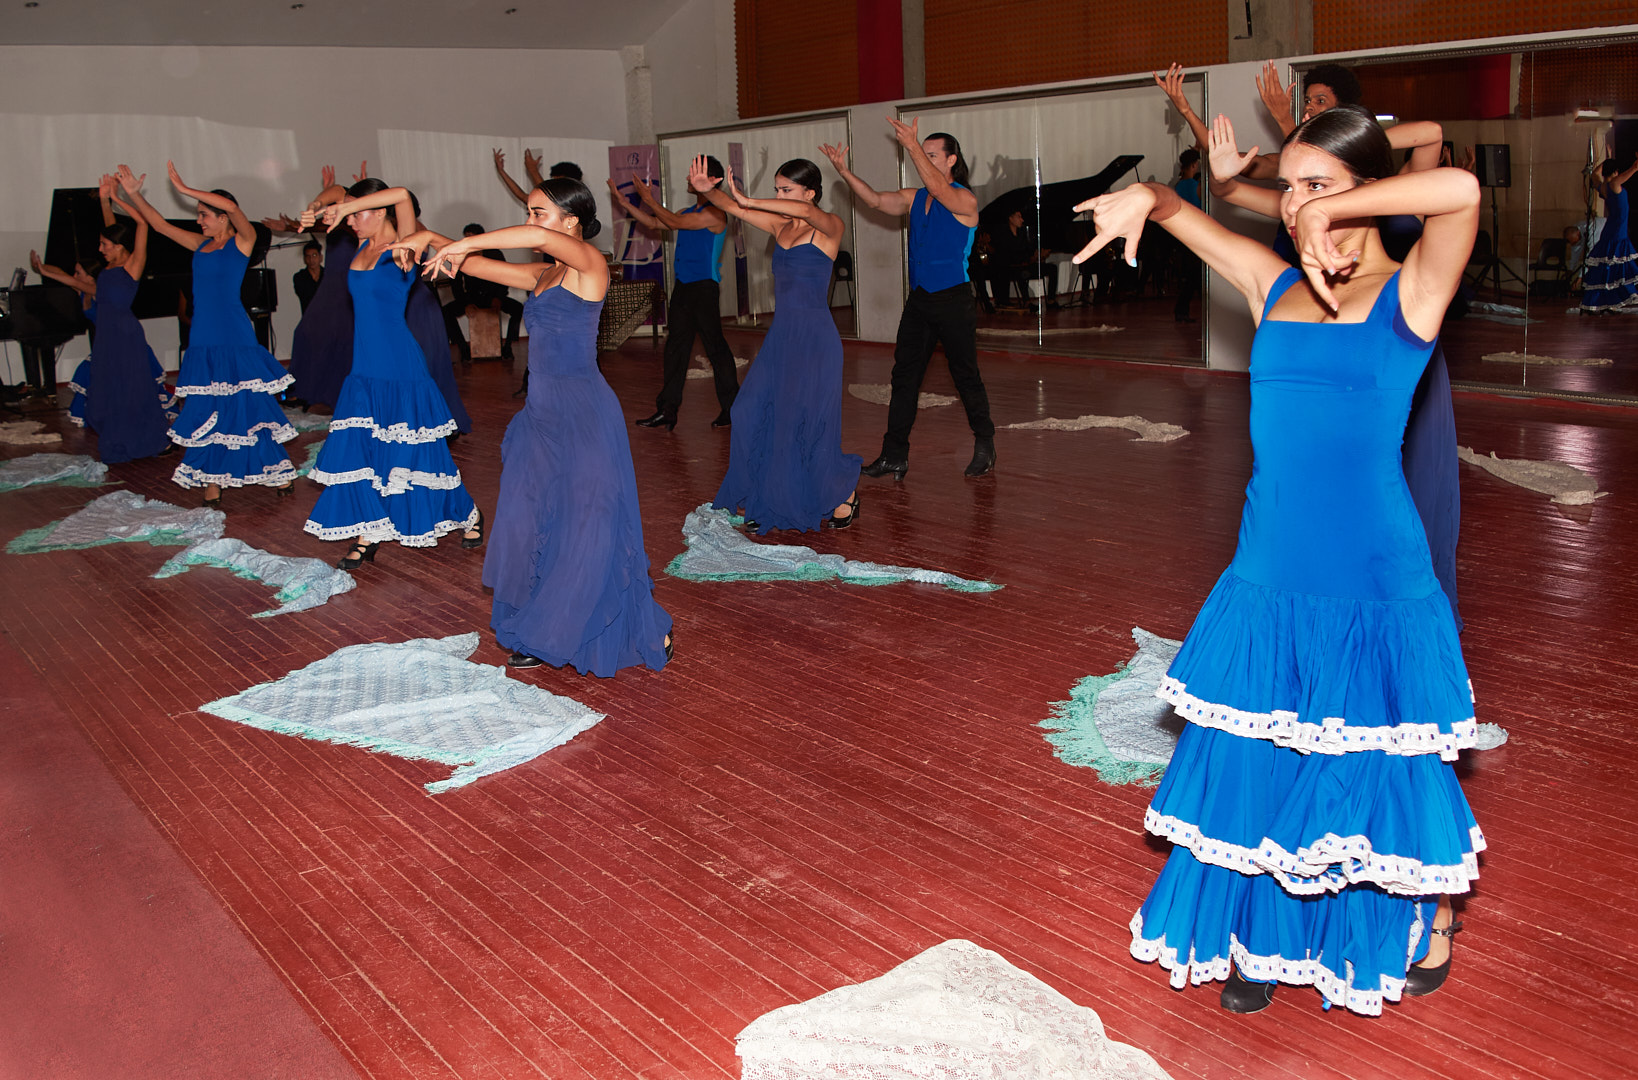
[1283, 104, 1393, 183]
[537, 176, 601, 240]
[776, 158, 823, 205]
[100, 219, 136, 252]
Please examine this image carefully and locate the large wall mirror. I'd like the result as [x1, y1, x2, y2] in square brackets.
[899, 76, 1208, 365]
[1312, 33, 1638, 401]
[656, 112, 858, 338]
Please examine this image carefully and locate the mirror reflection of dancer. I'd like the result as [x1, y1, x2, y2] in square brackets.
[824, 119, 995, 479]
[1579, 149, 1638, 313]
[117, 163, 295, 506]
[410, 179, 673, 675]
[31, 183, 171, 462]
[1076, 106, 1482, 1016]
[298, 181, 481, 570]
[687, 154, 861, 532]
[1158, 62, 1464, 632]
[617, 160, 739, 430]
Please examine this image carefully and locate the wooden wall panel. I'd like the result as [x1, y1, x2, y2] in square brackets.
[736, 0, 860, 119]
[1315, 1, 1635, 53]
[923, 0, 1227, 97]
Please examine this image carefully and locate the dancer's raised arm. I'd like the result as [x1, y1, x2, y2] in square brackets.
[166, 161, 258, 255]
[109, 193, 149, 280]
[1206, 114, 1281, 217]
[98, 174, 118, 227]
[1257, 61, 1298, 138]
[310, 185, 418, 239]
[1155, 63, 1210, 151]
[890, 116, 977, 223]
[421, 224, 606, 296]
[493, 148, 528, 205]
[630, 173, 720, 232]
[116, 164, 204, 251]
[608, 176, 663, 232]
[820, 141, 913, 216]
[30, 250, 93, 298]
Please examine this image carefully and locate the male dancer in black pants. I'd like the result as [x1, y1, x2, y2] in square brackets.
[616, 160, 738, 430]
[822, 117, 995, 478]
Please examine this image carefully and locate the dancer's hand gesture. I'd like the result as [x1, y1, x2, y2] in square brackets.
[1208, 114, 1259, 182]
[819, 143, 849, 172]
[721, 165, 750, 206]
[115, 164, 145, 196]
[1257, 60, 1295, 125]
[351, 160, 368, 183]
[320, 164, 336, 190]
[887, 114, 919, 150]
[1292, 202, 1356, 313]
[166, 160, 196, 196]
[1071, 184, 1158, 268]
[28, 250, 44, 274]
[98, 174, 116, 201]
[72, 264, 95, 290]
[686, 155, 718, 194]
[1153, 63, 1192, 115]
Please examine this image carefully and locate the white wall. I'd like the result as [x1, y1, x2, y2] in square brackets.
[646, 0, 740, 136]
[0, 43, 627, 381]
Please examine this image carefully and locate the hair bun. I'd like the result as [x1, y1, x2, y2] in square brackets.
[581, 216, 602, 241]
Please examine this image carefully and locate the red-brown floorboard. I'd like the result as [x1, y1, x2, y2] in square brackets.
[2, 330, 1636, 1079]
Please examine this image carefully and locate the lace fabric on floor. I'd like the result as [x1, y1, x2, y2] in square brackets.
[7, 490, 223, 552]
[1457, 446, 1608, 505]
[666, 504, 1000, 592]
[201, 633, 604, 793]
[0, 452, 109, 491]
[0, 421, 63, 445]
[846, 383, 957, 408]
[736, 939, 1173, 1080]
[1004, 415, 1188, 442]
[154, 537, 356, 617]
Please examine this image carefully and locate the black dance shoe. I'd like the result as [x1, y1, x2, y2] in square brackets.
[964, 438, 996, 478]
[826, 493, 860, 529]
[711, 410, 733, 428]
[461, 509, 485, 549]
[1404, 919, 1464, 997]
[337, 541, 380, 571]
[507, 651, 544, 669]
[663, 634, 674, 662]
[861, 455, 908, 481]
[635, 410, 677, 431]
[1220, 968, 1276, 1014]
[275, 481, 295, 498]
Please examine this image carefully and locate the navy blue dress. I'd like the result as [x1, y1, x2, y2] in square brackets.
[169, 243, 296, 488]
[406, 276, 471, 434]
[84, 267, 171, 462]
[304, 252, 477, 546]
[485, 284, 671, 677]
[288, 230, 357, 409]
[1133, 269, 1481, 1016]
[712, 240, 860, 532]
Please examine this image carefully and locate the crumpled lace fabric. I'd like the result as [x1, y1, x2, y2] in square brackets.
[736, 939, 1173, 1080]
[666, 505, 999, 593]
[1003, 415, 1188, 443]
[0, 452, 108, 491]
[0, 421, 63, 445]
[7, 490, 224, 551]
[153, 537, 356, 617]
[201, 633, 604, 793]
[1456, 446, 1607, 505]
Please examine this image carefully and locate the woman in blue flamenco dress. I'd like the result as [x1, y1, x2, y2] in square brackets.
[1580, 154, 1638, 314]
[411, 178, 671, 675]
[287, 166, 359, 412]
[687, 154, 860, 533]
[298, 179, 480, 570]
[1072, 107, 1483, 1016]
[118, 163, 295, 504]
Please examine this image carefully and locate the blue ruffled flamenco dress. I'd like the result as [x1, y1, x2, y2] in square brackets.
[1130, 268, 1483, 1016]
[1580, 185, 1638, 313]
[485, 284, 671, 677]
[712, 240, 861, 533]
[303, 253, 477, 547]
[169, 243, 296, 488]
[82, 267, 173, 462]
[67, 289, 173, 435]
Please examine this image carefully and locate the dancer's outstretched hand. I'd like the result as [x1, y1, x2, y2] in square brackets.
[28, 250, 43, 274]
[819, 143, 849, 171]
[1208, 114, 1259, 181]
[1153, 63, 1191, 114]
[1257, 60, 1294, 125]
[98, 174, 116, 201]
[1292, 202, 1357, 313]
[1071, 184, 1157, 268]
[166, 160, 194, 195]
[721, 165, 750, 206]
[115, 165, 145, 196]
[351, 160, 367, 183]
[686, 154, 718, 194]
[887, 114, 920, 151]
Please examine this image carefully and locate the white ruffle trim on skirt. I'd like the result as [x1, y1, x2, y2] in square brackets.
[308, 465, 465, 497]
[174, 372, 295, 397]
[172, 459, 297, 489]
[303, 508, 478, 548]
[328, 414, 458, 444]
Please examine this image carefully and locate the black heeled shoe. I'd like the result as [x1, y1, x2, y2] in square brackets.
[826, 493, 859, 529]
[635, 410, 677, 431]
[1404, 919, 1464, 997]
[507, 651, 544, 669]
[203, 487, 222, 509]
[861, 455, 908, 481]
[461, 508, 485, 549]
[711, 410, 732, 429]
[964, 437, 996, 478]
[663, 634, 674, 662]
[1220, 968, 1276, 1014]
[337, 541, 379, 571]
[274, 481, 295, 498]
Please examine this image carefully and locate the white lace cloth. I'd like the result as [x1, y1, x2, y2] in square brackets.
[847, 384, 958, 409]
[0, 452, 107, 491]
[1457, 446, 1607, 505]
[153, 537, 356, 617]
[688, 353, 750, 379]
[8, 490, 223, 550]
[0, 421, 62, 445]
[737, 939, 1173, 1080]
[201, 633, 603, 794]
[1004, 415, 1188, 443]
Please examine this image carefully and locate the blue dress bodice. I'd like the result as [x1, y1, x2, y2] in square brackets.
[188, 242, 256, 346]
[771, 241, 832, 310]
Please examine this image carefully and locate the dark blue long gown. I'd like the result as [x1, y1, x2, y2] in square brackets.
[406, 277, 471, 434]
[287, 230, 357, 409]
[711, 240, 861, 533]
[84, 267, 171, 463]
[485, 284, 671, 677]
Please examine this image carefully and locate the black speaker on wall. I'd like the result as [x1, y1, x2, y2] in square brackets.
[241, 268, 277, 315]
[1474, 144, 1511, 188]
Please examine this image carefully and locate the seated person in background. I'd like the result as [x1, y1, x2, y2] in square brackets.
[441, 223, 523, 361]
[1564, 224, 1587, 292]
[292, 240, 323, 314]
[985, 209, 1059, 310]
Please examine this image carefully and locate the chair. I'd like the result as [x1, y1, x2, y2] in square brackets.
[467, 306, 502, 359]
[1528, 237, 1569, 298]
[828, 250, 855, 307]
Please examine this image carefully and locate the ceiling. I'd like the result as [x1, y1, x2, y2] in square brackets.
[0, 0, 694, 50]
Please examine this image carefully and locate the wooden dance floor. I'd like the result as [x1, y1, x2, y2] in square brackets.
[2, 333, 1635, 1079]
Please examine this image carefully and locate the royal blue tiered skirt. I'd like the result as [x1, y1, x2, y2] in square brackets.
[169, 343, 297, 487]
[1131, 569, 1482, 1015]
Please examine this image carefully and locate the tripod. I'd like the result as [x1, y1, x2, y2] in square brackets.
[1467, 186, 1526, 300]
